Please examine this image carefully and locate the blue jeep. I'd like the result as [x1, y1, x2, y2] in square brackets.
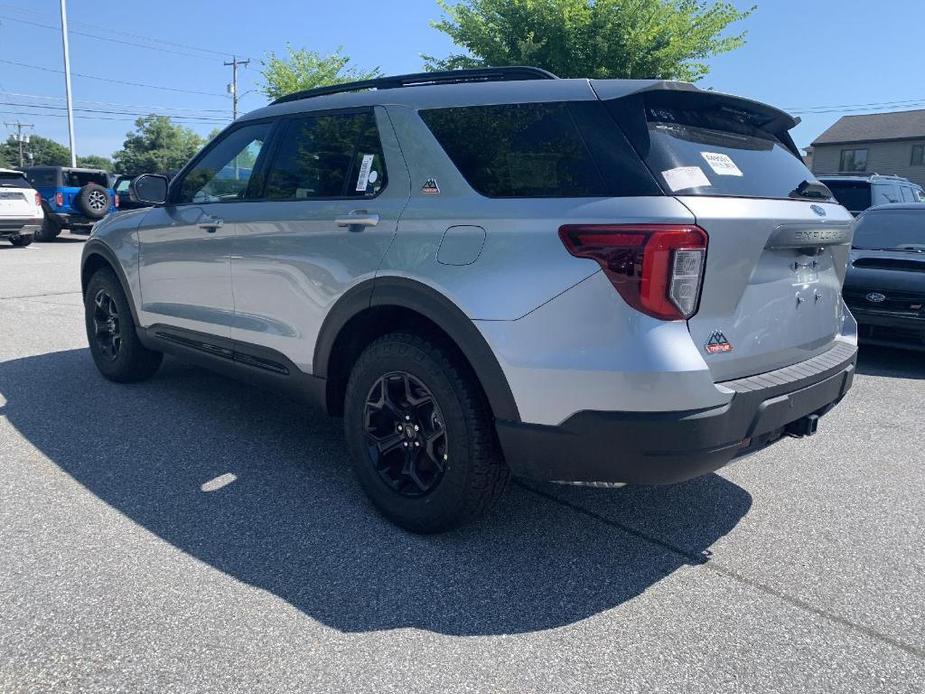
[23, 166, 117, 241]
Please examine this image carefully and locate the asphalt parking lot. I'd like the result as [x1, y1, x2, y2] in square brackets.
[1, 235, 923, 693]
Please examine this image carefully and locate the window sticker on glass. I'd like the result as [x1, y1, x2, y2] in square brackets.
[701, 152, 743, 177]
[356, 154, 375, 192]
[661, 166, 711, 192]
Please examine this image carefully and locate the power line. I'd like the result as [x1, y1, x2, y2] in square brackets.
[0, 14, 233, 62]
[0, 59, 229, 97]
[0, 90, 232, 114]
[0, 109, 225, 125]
[0, 101, 228, 124]
[0, 3, 249, 60]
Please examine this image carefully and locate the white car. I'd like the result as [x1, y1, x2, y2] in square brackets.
[0, 168, 43, 247]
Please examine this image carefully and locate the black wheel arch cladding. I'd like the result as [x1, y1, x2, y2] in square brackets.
[315, 276, 521, 423]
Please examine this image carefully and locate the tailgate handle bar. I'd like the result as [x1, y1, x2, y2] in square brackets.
[766, 223, 852, 250]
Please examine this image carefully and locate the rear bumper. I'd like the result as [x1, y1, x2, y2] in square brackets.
[496, 341, 857, 485]
[850, 308, 925, 351]
[0, 218, 41, 236]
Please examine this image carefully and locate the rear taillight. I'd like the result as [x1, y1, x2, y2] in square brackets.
[115, 194, 120, 208]
[34, 192, 42, 207]
[559, 224, 708, 320]
[55, 192, 64, 207]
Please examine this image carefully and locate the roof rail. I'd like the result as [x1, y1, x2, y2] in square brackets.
[270, 66, 559, 105]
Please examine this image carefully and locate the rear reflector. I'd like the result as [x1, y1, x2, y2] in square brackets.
[559, 224, 708, 320]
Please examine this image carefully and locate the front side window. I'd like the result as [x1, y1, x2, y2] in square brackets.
[264, 110, 387, 200]
[175, 122, 271, 204]
[420, 102, 609, 198]
[901, 186, 916, 202]
[839, 148, 868, 172]
[911, 145, 924, 166]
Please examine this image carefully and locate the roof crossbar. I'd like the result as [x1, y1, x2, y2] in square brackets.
[271, 66, 559, 105]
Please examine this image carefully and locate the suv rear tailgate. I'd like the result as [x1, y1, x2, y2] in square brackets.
[680, 196, 853, 380]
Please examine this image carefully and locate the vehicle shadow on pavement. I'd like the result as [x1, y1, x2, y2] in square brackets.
[0, 349, 752, 636]
[856, 345, 925, 380]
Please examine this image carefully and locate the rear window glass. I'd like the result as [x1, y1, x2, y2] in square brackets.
[823, 180, 872, 212]
[0, 171, 32, 189]
[637, 108, 827, 200]
[853, 210, 925, 250]
[420, 103, 609, 198]
[64, 171, 108, 187]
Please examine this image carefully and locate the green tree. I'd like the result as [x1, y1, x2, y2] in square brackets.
[0, 134, 71, 167]
[425, 0, 754, 81]
[113, 115, 205, 175]
[258, 45, 381, 100]
[77, 154, 113, 170]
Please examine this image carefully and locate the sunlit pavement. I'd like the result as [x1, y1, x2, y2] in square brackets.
[1, 236, 923, 693]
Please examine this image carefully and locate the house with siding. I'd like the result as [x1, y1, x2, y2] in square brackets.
[810, 109, 925, 187]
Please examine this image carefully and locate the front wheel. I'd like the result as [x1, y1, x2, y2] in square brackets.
[9, 233, 33, 247]
[344, 333, 509, 533]
[84, 268, 163, 382]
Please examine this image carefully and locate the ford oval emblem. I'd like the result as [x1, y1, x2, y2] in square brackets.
[810, 204, 827, 217]
[866, 292, 887, 303]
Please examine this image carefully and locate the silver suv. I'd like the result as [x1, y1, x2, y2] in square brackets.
[81, 68, 858, 532]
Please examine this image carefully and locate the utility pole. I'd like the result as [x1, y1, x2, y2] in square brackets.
[59, 0, 77, 166]
[224, 56, 250, 121]
[4, 121, 33, 167]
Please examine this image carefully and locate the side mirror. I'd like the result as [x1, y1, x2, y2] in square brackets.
[131, 174, 169, 205]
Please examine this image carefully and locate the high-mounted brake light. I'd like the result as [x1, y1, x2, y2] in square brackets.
[559, 224, 708, 320]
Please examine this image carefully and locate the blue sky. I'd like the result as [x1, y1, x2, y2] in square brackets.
[1, 0, 923, 159]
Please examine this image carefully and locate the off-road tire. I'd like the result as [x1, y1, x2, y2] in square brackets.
[35, 215, 61, 241]
[9, 233, 33, 247]
[344, 332, 510, 533]
[75, 183, 110, 220]
[84, 268, 163, 383]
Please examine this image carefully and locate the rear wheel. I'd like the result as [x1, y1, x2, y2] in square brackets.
[344, 333, 509, 533]
[84, 268, 162, 382]
[9, 233, 33, 247]
[35, 216, 61, 242]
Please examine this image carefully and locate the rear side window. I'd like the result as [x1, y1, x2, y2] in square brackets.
[823, 180, 871, 212]
[26, 169, 57, 187]
[626, 104, 826, 200]
[0, 171, 32, 189]
[64, 171, 108, 187]
[420, 103, 610, 198]
[901, 186, 916, 202]
[263, 110, 387, 200]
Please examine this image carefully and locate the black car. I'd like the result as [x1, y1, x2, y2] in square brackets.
[843, 204, 925, 350]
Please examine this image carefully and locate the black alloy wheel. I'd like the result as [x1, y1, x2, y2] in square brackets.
[91, 288, 122, 361]
[363, 371, 448, 497]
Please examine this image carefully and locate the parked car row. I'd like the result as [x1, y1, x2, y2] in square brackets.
[0, 166, 162, 245]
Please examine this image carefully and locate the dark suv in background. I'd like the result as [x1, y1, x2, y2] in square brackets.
[23, 166, 117, 240]
[818, 173, 924, 216]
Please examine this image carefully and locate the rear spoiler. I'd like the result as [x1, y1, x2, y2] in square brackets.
[590, 80, 802, 158]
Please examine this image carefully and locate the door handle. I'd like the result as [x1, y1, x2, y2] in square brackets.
[335, 210, 379, 228]
[198, 217, 224, 233]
